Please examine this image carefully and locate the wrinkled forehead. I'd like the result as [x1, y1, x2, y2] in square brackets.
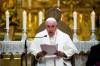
[45, 17, 57, 25]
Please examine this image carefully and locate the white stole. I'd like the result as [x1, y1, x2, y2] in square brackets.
[37, 55, 64, 66]
[37, 30, 64, 66]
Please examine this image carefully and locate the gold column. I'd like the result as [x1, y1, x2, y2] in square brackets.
[27, 13, 38, 40]
[78, 13, 91, 40]
[33, 15, 38, 34]
[27, 12, 32, 39]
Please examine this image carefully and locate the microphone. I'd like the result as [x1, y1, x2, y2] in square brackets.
[27, 35, 47, 39]
[25, 35, 47, 49]
[43, 35, 47, 37]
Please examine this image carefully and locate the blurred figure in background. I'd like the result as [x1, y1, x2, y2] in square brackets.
[86, 42, 100, 66]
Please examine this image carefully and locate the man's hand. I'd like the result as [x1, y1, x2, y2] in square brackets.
[36, 51, 47, 60]
[54, 51, 67, 58]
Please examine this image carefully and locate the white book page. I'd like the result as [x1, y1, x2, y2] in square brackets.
[40, 44, 58, 55]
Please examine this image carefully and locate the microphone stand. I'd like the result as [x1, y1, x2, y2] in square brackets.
[24, 35, 47, 66]
[25, 38, 27, 66]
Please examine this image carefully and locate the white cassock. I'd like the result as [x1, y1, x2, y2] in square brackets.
[29, 29, 79, 66]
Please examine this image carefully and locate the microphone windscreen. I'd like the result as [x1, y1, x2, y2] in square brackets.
[44, 35, 47, 37]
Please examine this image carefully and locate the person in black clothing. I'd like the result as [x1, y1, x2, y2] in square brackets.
[86, 42, 100, 66]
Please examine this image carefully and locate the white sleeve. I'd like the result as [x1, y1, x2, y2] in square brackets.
[63, 35, 79, 58]
[29, 38, 41, 56]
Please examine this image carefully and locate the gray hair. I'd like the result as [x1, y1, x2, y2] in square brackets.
[45, 17, 57, 25]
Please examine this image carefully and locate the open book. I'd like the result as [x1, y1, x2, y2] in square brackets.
[40, 44, 58, 55]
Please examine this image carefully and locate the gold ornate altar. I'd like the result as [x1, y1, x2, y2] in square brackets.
[0, 0, 100, 41]
[0, 0, 100, 66]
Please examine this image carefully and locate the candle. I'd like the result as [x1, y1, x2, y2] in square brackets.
[23, 10, 27, 32]
[5, 10, 9, 30]
[38, 11, 43, 26]
[91, 11, 95, 31]
[73, 11, 77, 30]
[57, 0, 60, 8]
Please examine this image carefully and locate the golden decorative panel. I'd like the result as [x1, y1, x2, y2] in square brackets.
[0, 0, 100, 41]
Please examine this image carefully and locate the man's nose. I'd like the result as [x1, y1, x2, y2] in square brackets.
[49, 28, 53, 31]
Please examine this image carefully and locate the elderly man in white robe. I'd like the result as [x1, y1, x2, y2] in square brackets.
[29, 17, 79, 66]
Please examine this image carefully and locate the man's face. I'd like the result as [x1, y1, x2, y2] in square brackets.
[46, 21, 57, 37]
